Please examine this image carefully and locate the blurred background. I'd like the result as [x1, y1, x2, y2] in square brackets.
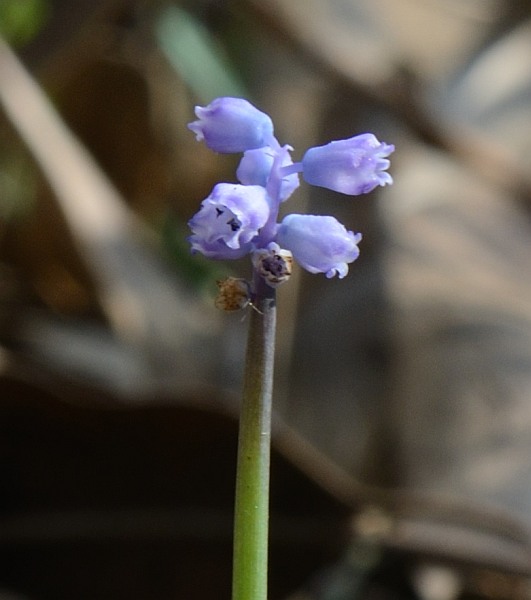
[0, 0, 531, 598]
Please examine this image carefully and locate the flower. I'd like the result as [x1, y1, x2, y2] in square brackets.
[186, 97, 394, 282]
[188, 183, 270, 259]
[237, 146, 300, 203]
[188, 97, 275, 153]
[301, 133, 394, 195]
[277, 214, 362, 279]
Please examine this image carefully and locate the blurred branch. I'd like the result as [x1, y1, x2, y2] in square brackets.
[273, 415, 531, 576]
[0, 34, 217, 381]
[0, 37, 131, 247]
[0, 507, 340, 548]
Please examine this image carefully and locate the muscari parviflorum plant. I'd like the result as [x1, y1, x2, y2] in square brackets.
[187, 97, 394, 600]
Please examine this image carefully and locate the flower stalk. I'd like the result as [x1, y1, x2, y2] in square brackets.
[232, 273, 276, 600]
[185, 96, 394, 600]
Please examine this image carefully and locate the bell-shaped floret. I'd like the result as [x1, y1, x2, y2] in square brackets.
[277, 214, 362, 278]
[188, 97, 275, 153]
[188, 183, 270, 259]
[301, 133, 394, 195]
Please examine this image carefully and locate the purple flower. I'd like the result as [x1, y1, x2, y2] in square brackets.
[188, 183, 270, 259]
[237, 145, 300, 203]
[188, 97, 275, 153]
[277, 214, 362, 278]
[301, 133, 394, 195]
[186, 97, 395, 282]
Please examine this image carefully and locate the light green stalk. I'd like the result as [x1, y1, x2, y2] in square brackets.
[232, 274, 276, 600]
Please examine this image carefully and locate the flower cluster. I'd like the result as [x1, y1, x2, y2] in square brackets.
[188, 97, 394, 283]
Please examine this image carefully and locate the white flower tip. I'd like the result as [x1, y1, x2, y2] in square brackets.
[187, 121, 204, 142]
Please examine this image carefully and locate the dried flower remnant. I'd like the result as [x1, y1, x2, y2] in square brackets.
[215, 277, 253, 312]
[252, 243, 293, 288]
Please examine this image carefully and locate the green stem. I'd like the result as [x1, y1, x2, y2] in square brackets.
[232, 273, 276, 600]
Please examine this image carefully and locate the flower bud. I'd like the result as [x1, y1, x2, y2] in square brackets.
[237, 146, 299, 203]
[188, 97, 275, 153]
[277, 214, 362, 278]
[301, 133, 394, 195]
